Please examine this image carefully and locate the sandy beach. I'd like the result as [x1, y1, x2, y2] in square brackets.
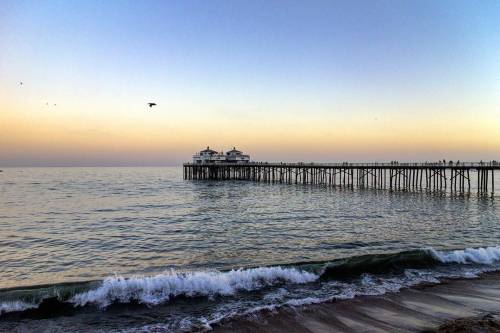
[213, 272, 500, 333]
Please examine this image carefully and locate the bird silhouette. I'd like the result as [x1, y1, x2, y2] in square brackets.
[148, 103, 157, 108]
[19, 81, 23, 86]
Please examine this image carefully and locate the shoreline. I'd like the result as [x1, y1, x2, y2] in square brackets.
[213, 271, 500, 332]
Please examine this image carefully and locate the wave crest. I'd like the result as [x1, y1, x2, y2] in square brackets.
[319, 246, 500, 280]
[71, 266, 318, 308]
[430, 246, 500, 265]
[0, 301, 37, 315]
[2, 246, 500, 316]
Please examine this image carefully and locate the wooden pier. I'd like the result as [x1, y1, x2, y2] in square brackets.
[183, 162, 498, 196]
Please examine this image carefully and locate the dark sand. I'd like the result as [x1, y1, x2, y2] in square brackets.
[213, 272, 500, 333]
[436, 314, 500, 332]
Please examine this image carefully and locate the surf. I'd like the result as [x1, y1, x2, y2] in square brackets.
[1, 246, 500, 318]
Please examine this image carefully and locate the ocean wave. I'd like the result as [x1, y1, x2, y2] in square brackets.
[2, 246, 500, 318]
[0, 300, 38, 315]
[71, 266, 318, 308]
[319, 249, 438, 279]
[118, 269, 467, 333]
[430, 246, 500, 265]
[318, 246, 500, 280]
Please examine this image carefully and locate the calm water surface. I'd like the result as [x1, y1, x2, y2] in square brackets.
[1, 167, 499, 288]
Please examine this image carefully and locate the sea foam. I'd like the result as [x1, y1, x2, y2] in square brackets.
[4, 246, 500, 316]
[70, 266, 318, 308]
[0, 301, 38, 315]
[430, 246, 500, 265]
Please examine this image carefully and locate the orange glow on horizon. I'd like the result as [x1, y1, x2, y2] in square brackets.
[2, 99, 500, 166]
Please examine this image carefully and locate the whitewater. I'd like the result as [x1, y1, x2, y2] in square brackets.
[2, 245, 500, 330]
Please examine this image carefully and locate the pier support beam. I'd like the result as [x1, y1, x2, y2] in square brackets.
[182, 163, 497, 198]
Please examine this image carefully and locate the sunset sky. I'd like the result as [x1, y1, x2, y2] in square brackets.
[1, 0, 500, 166]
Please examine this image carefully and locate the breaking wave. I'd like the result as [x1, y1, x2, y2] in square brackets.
[319, 246, 500, 280]
[430, 246, 500, 265]
[71, 266, 318, 308]
[0, 301, 38, 315]
[1, 245, 499, 320]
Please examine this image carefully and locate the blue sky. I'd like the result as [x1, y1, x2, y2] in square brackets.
[1, 0, 500, 165]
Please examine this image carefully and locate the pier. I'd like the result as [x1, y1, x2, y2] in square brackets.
[183, 162, 498, 196]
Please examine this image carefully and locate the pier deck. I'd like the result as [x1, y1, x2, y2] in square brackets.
[183, 162, 499, 195]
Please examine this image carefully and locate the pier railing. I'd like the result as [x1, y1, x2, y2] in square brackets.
[185, 161, 499, 167]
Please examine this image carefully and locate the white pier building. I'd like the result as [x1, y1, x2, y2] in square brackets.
[192, 147, 250, 164]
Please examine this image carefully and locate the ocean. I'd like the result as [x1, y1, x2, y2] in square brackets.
[1, 167, 500, 332]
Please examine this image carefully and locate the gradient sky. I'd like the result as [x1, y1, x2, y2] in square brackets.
[1, 0, 500, 166]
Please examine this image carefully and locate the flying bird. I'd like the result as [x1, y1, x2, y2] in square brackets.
[148, 103, 157, 108]
[19, 81, 23, 86]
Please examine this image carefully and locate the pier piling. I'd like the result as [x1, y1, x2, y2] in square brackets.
[183, 162, 497, 196]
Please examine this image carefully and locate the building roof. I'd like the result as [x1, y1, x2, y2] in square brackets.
[200, 146, 218, 154]
[226, 147, 242, 154]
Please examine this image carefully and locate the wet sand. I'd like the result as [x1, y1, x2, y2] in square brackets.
[436, 314, 500, 332]
[213, 272, 500, 332]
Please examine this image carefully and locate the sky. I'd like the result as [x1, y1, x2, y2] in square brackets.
[1, 0, 500, 166]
